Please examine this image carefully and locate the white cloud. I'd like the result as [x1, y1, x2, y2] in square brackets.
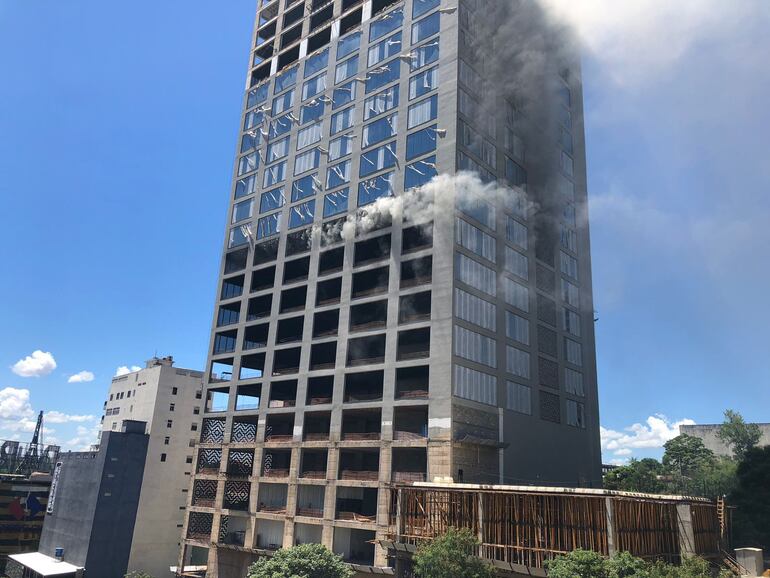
[67, 370, 95, 383]
[0, 387, 34, 420]
[44, 411, 96, 424]
[62, 423, 101, 451]
[11, 350, 57, 378]
[115, 365, 141, 377]
[601, 415, 695, 459]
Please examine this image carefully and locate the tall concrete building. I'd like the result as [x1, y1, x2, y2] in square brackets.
[102, 357, 204, 577]
[180, 0, 601, 574]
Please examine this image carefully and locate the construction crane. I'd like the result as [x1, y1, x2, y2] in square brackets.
[15, 411, 44, 476]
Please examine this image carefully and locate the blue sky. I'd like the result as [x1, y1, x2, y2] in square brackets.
[1, 1, 768, 460]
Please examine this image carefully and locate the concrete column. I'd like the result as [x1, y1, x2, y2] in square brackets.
[283, 518, 295, 549]
[735, 548, 764, 577]
[605, 497, 617, 556]
[677, 504, 696, 557]
[206, 546, 220, 578]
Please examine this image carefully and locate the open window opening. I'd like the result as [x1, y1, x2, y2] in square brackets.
[310, 341, 337, 371]
[304, 412, 331, 442]
[346, 334, 386, 366]
[244, 323, 269, 350]
[338, 448, 380, 481]
[232, 415, 259, 443]
[284, 256, 310, 284]
[402, 223, 434, 254]
[349, 300, 388, 332]
[251, 266, 276, 293]
[240, 353, 266, 380]
[341, 408, 382, 441]
[397, 327, 431, 360]
[344, 370, 384, 403]
[286, 228, 312, 256]
[254, 42, 274, 64]
[219, 516, 249, 547]
[319, 246, 345, 276]
[261, 448, 291, 478]
[333, 528, 376, 566]
[225, 248, 249, 274]
[265, 413, 295, 443]
[247, 294, 273, 321]
[272, 347, 301, 375]
[227, 449, 255, 478]
[393, 406, 428, 441]
[400, 256, 432, 288]
[236, 383, 262, 411]
[300, 449, 328, 479]
[310, 5, 333, 30]
[371, 0, 400, 18]
[256, 21, 276, 46]
[354, 234, 391, 266]
[255, 518, 284, 550]
[307, 375, 334, 405]
[221, 275, 245, 300]
[210, 358, 234, 383]
[206, 385, 230, 413]
[283, 2, 304, 27]
[280, 285, 307, 313]
[251, 63, 272, 86]
[392, 448, 428, 482]
[268, 379, 297, 408]
[280, 27, 303, 52]
[297, 486, 325, 519]
[308, 26, 332, 52]
[395, 366, 429, 400]
[257, 483, 288, 514]
[316, 277, 342, 305]
[276, 316, 304, 344]
[313, 309, 340, 338]
[351, 266, 389, 299]
[224, 480, 251, 511]
[259, 2, 278, 24]
[335, 487, 378, 522]
[339, 7, 363, 35]
[254, 239, 279, 266]
[399, 291, 432, 324]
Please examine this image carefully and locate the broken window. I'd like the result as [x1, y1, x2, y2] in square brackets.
[283, 256, 310, 284]
[344, 370, 384, 403]
[280, 285, 307, 313]
[286, 228, 312, 256]
[316, 277, 342, 305]
[243, 323, 269, 350]
[300, 449, 328, 478]
[283, 2, 304, 27]
[307, 375, 334, 405]
[349, 300, 388, 332]
[272, 347, 301, 375]
[276, 316, 304, 344]
[225, 248, 249, 274]
[319, 246, 345, 275]
[399, 291, 431, 323]
[247, 294, 273, 320]
[346, 334, 386, 366]
[397, 327, 431, 360]
[354, 234, 391, 266]
[235, 383, 261, 411]
[310, 341, 337, 370]
[313, 309, 340, 338]
[253, 239, 279, 266]
[310, 5, 333, 31]
[308, 26, 332, 52]
[400, 255, 432, 288]
[402, 223, 433, 253]
[351, 266, 389, 299]
[339, 8, 363, 36]
[304, 412, 331, 442]
[281, 25, 303, 51]
[268, 379, 297, 408]
[240, 353, 265, 380]
[395, 365, 429, 400]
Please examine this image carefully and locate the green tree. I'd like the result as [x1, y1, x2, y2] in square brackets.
[605, 551, 651, 578]
[717, 410, 762, 460]
[603, 459, 665, 493]
[663, 435, 715, 476]
[544, 549, 608, 578]
[247, 543, 352, 578]
[546, 550, 735, 578]
[413, 527, 494, 578]
[730, 445, 770, 550]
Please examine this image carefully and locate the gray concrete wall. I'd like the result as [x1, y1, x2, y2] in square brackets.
[680, 423, 770, 457]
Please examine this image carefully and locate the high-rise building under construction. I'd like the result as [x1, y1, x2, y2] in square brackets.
[180, 0, 601, 574]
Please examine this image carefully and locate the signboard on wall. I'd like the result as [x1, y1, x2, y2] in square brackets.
[46, 461, 63, 515]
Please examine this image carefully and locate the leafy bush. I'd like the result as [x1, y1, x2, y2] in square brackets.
[247, 543, 352, 578]
[413, 527, 495, 578]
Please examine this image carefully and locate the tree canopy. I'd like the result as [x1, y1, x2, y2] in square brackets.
[662, 434, 715, 476]
[717, 409, 762, 460]
[412, 527, 495, 578]
[247, 543, 352, 578]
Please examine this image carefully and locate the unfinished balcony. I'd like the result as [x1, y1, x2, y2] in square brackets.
[400, 255, 432, 288]
[342, 409, 382, 442]
[219, 515, 249, 548]
[276, 316, 304, 345]
[300, 449, 328, 480]
[346, 334, 386, 367]
[206, 386, 230, 413]
[338, 449, 380, 481]
[283, 256, 310, 284]
[349, 300, 388, 333]
[393, 406, 428, 441]
[243, 323, 269, 350]
[280, 286, 307, 313]
[351, 266, 389, 299]
[313, 309, 340, 339]
[235, 383, 261, 411]
[224, 480, 251, 511]
[397, 328, 431, 361]
[226, 449, 255, 478]
[307, 375, 334, 406]
[197, 449, 222, 475]
[261, 448, 291, 479]
[310, 341, 337, 371]
[333, 528, 376, 566]
[402, 223, 433, 254]
[240, 353, 266, 380]
[255, 519, 285, 551]
[392, 448, 428, 483]
[395, 366, 429, 400]
[399, 291, 432, 324]
[344, 370, 384, 403]
[210, 359, 233, 383]
[318, 246, 344, 276]
[247, 294, 273, 321]
[257, 483, 288, 514]
[192, 479, 217, 508]
[251, 265, 276, 293]
[268, 380, 297, 408]
[231, 416, 259, 444]
[296, 486, 325, 519]
[335, 487, 378, 524]
[316, 277, 342, 306]
[272, 347, 301, 376]
[265, 414, 295, 444]
[303, 411, 331, 441]
[354, 234, 391, 267]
